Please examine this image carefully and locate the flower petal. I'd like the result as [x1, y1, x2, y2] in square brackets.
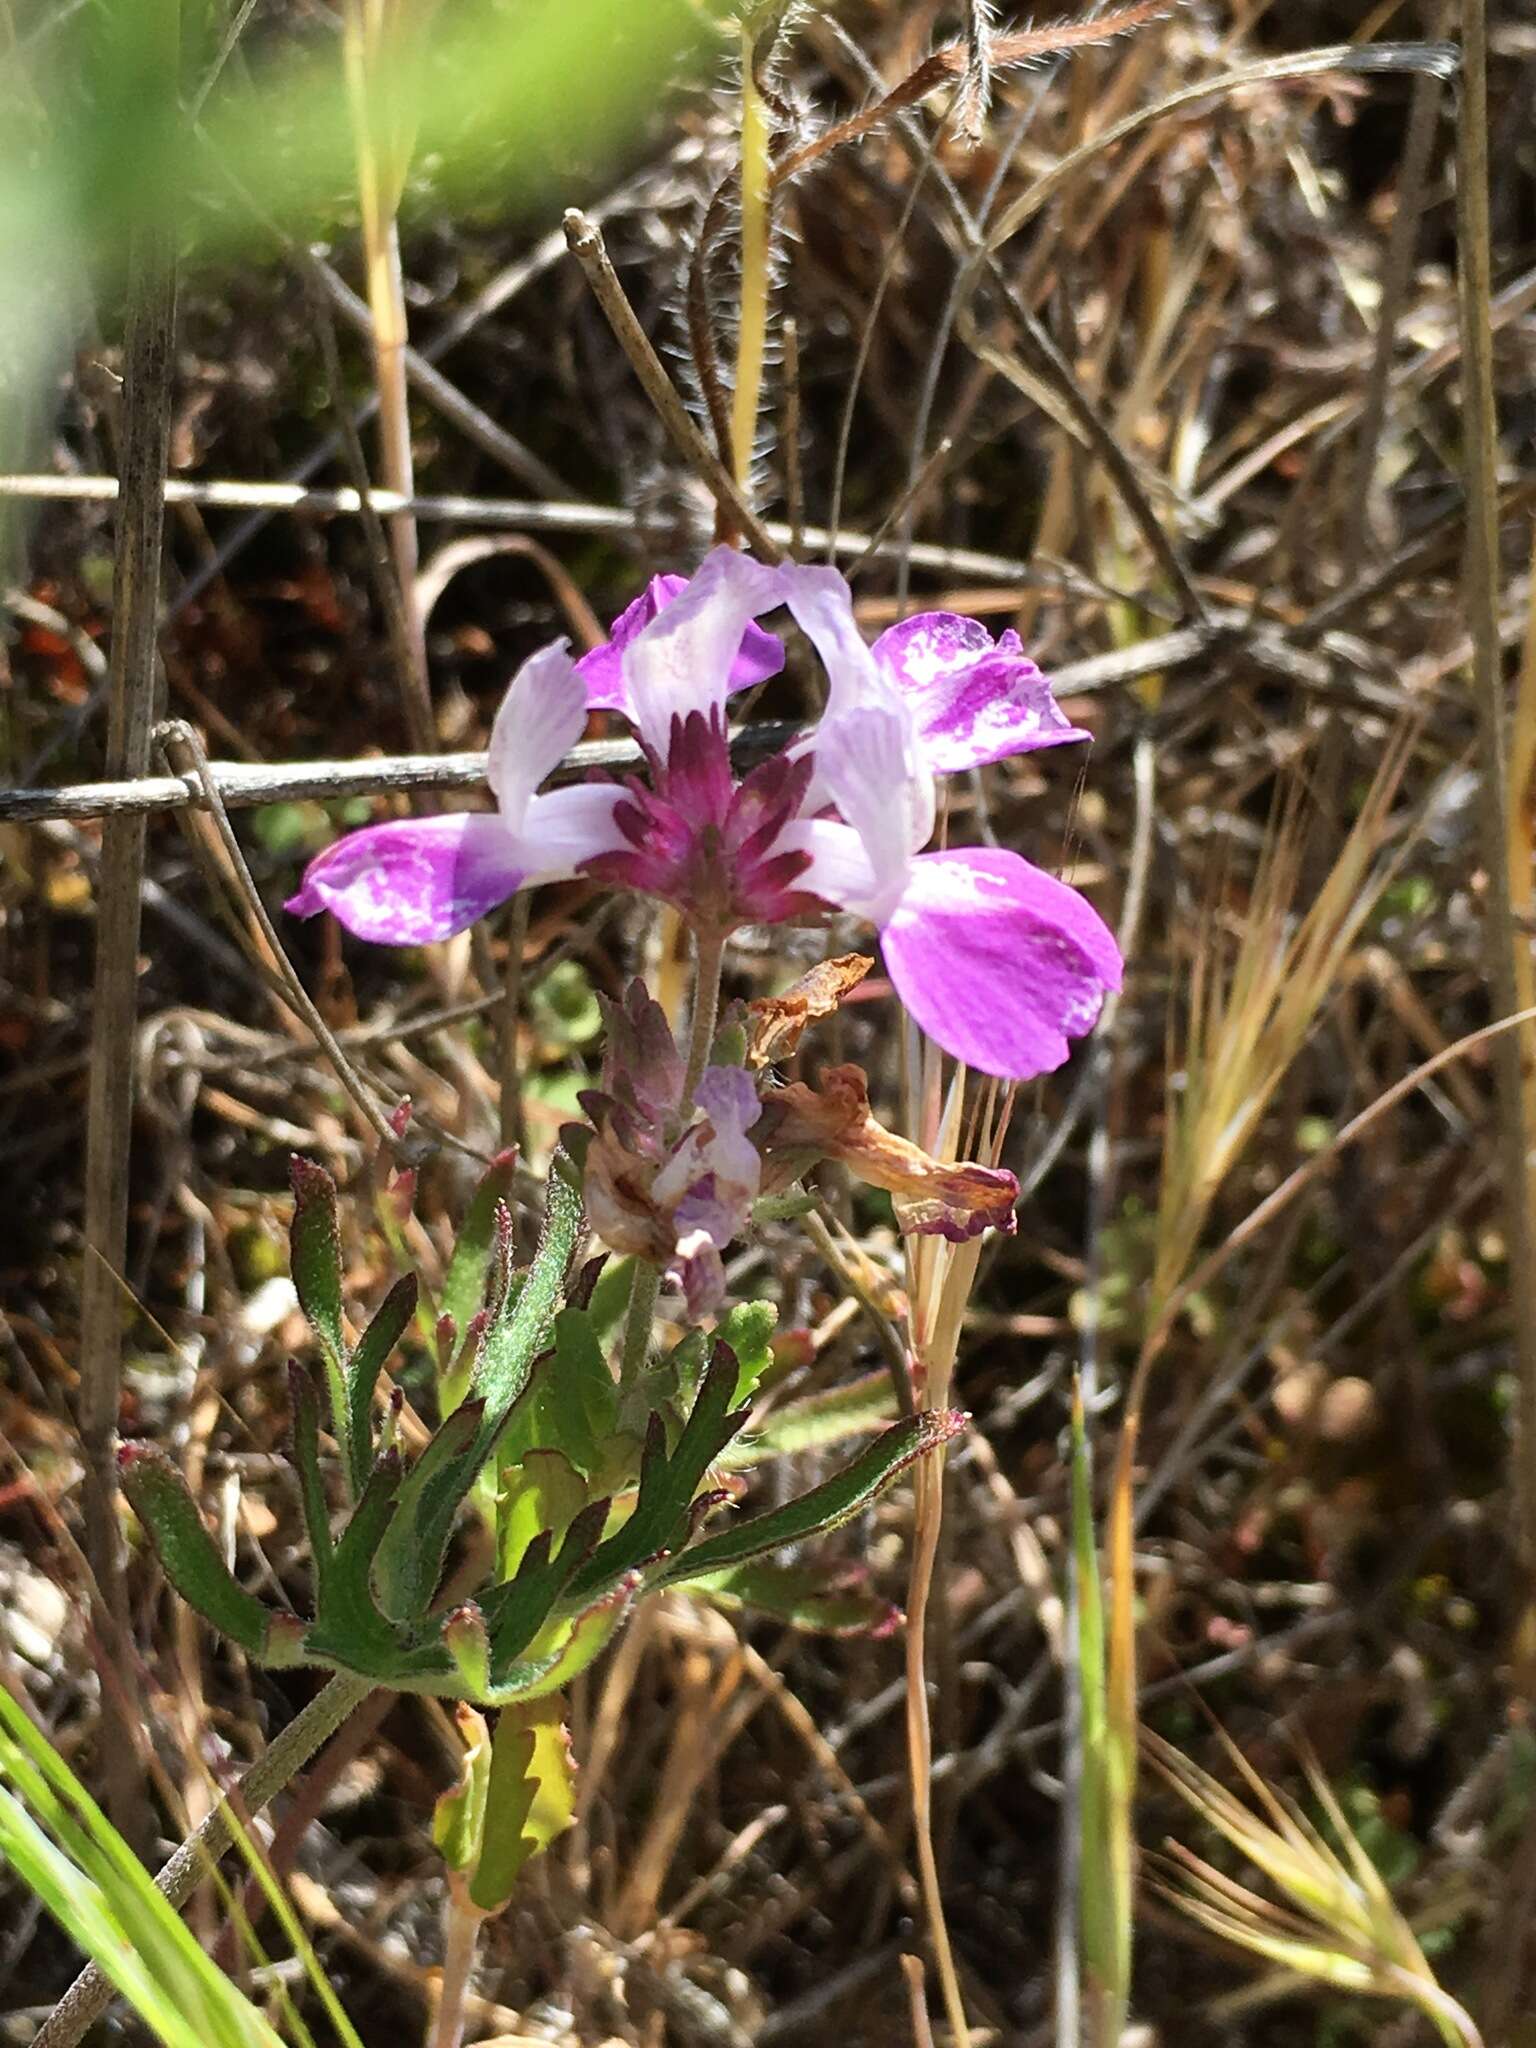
[577, 571, 784, 722]
[872, 614, 1091, 772]
[777, 563, 886, 721]
[809, 706, 935, 924]
[520, 781, 629, 873]
[488, 640, 587, 826]
[787, 817, 883, 917]
[286, 814, 529, 945]
[879, 848, 1122, 1079]
[620, 548, 783, 751]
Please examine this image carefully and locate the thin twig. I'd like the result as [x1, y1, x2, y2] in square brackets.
[0, 720, 798, 822]
[155, 719, 408, 1155]
[75, 3, 180, 1853]
[1456, 0, 1536, 1592]
[1341, 1, 1451, 580]
[561, 210, 784, 563]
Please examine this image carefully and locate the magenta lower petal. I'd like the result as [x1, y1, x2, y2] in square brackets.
[286, 813, 528, 945]
[879, 848, 1122, 1079]
[872, 614, 1090, 773]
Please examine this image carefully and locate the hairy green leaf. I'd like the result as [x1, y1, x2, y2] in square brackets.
[371, 1402, 485, 1623]
[345, 1274, 417, 1496]
[119, 1444, 271, 1658]
[307, 1453, 403, 1672]
[472, 1164, 583, 1458]
[722, 1368, 898, 1468]
[716, 1300, 778, 1407]
[571, 1345, 748, 1596]
[286, 1361, 333, 1610]
[439, 1149, 519, 1341]
[656, 1408, 967, 1589]
[289, 1157, 353, 1486]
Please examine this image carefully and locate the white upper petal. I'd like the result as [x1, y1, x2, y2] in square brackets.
[621, 546, 783, 751]
[777, 562, 887, 722]
[810, 704, 936, 925]
[488, 640, 588, 828]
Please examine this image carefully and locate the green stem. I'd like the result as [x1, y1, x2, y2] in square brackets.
[620, 1259, 663, 1386]
[33, 1672, 375, 2048]
[619, 929, 728, 1388]
[679, 926, 726, 1114]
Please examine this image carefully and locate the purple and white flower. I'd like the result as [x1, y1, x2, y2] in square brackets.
[287, 549, 1121, 1079]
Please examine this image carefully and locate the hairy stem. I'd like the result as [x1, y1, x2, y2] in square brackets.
[620, 1261, 663, 1387]
[731, 22, 771, 491]
[34, 1672, 375, 2048]
[679, 926, 726, 1113]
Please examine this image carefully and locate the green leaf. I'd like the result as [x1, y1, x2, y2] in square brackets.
[371, 1403, 485, 1623]
[584, 1255, 636, 1345]
[723, 1369, 898, 1468]
[690, 1557, 901, 1637]
[439, 1149, 519, 1343]
[345, 1274, 417, 1497]
[489, 1573, 638, 1704]
[482, 1498, 609, 1668]
[286, 1361, 333, 1609]
[716, 1300, 777, 1407]
[441, 1607, 493, 1703]
[290, 1157, 353, 1486]
[655, 1409, 967, 1590]
[290, 1157, 345, 1362]
[306, 1453, 404, 1672]
[570, 1345, 749, 1597]
[498, 1448, 588, 1580]
[432, 1705, 491, 1878]
[119, 1444, 271, 1659]
[472, 1164, 583, 1461]
[541, 1309, 620, 1475]
[468, 1699, 576, 1913]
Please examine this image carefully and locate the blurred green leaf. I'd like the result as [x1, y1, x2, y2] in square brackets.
[722, 1368, 897, 1468]
[691, 1557, 901, 1637]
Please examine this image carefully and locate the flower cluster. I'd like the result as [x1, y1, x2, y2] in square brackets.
[288, 551, 1122, 1080]
[574, 973, 1021, 1314]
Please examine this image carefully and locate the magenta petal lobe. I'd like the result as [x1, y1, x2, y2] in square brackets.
[286, 814, 528, 945]
[872, 613, 1090, 773]
[879, 848, 1122, 1079]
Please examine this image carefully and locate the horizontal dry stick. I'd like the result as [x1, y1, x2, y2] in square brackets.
[0, 615, 1351, 824]
[0, 722, 793, 823]
[0, 471, 1047, 584]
